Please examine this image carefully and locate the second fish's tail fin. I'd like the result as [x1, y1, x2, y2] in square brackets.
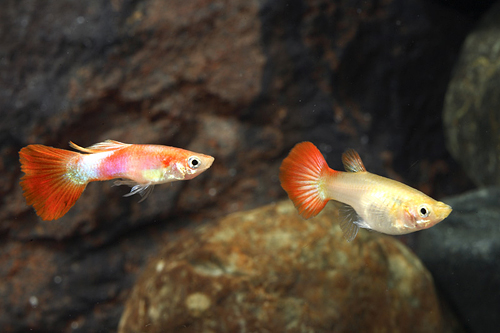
[19, 144, 87, 220]
[279, 142, 335, 219]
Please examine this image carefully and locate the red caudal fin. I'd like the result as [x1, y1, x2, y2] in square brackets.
[279, 142, 335, 219]
[19, 144, 87, 220]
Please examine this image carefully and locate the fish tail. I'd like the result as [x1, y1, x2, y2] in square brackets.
[19, 144, 87, 220]
[279, 142, 336, 219]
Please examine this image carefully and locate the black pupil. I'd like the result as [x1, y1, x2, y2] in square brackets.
[191, 159, 199, 166]
[420, 207, 427, 215]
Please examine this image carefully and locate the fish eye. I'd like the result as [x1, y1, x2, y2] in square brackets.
[418, 204, 430, 218]
[188, 156, 201, 169]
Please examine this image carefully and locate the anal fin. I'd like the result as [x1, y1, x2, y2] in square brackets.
[113, 180, 154, 202]
[338, 202, 364, 242]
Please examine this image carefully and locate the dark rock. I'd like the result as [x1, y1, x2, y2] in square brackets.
[443, 1, 500, 187]
[118, 200, 457, 333]
[414, 187, 500, 333]
[433, 0, 498, 19]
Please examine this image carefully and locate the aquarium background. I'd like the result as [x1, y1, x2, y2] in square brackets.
[1, 0, 499, 332]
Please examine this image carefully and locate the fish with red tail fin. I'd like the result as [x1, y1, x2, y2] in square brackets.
[19, 140, 214, 220]
[279, 142, 452, 241]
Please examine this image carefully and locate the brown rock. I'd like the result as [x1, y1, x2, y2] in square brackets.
[119, 201, 448, 332]
[0, 0, 478, 330]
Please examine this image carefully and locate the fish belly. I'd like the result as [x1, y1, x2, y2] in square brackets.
[327, 172, 409, 235]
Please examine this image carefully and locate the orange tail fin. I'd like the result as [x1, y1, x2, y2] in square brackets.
[19, 144, 87, 220]
[279, 142, 335, 219]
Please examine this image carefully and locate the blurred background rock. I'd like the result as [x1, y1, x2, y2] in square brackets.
[1, 0, 498, 331]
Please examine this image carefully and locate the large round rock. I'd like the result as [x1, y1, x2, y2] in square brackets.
[119, 201, 452, 332]
[443, 2, 500, 186]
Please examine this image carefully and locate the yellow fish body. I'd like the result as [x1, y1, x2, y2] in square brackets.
[279, 142, 452, 241]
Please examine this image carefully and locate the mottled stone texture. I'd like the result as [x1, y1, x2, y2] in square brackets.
[119, 201, 448, 333]
[443, 1, 500, 186]
[415, 187, 500, 333]
[0, 0, 482, 331]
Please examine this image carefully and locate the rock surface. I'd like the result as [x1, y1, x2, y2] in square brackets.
[443, 1, 500, 186]
[119, 200, 451, 333]
[0, 0, 482, 331]
[415, 187, 500, 333]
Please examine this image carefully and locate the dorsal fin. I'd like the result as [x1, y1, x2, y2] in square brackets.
[342, 149, 366, 172]
[69, 140, 131, 153]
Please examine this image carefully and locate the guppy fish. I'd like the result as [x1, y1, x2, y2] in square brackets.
[279, 142, 452, 241]
[19, 140, 214, 221]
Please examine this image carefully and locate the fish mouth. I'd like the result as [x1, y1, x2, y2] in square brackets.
[195, 155, 214, 174]
[436, 202, 452, 220]
[203, 156, 215, 170]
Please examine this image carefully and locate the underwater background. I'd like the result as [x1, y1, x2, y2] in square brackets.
[1, 0, 499, 332]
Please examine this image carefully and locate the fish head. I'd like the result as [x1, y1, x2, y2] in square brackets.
[183, 153, 215, 179]
[404, 199, 452, 231]
[167, 151, 215, 181]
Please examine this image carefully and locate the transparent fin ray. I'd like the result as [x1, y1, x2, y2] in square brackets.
[113, 180, 154, 202]
[338, 202, 362, 242]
